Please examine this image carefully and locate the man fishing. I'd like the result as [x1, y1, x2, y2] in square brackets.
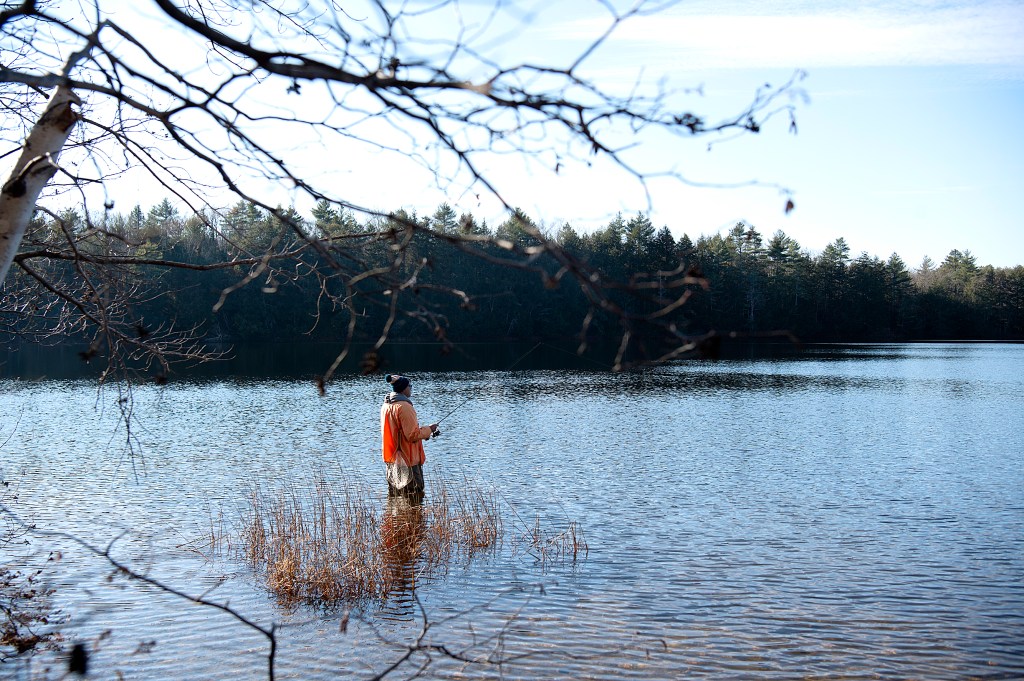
[380, 373, 438, 497]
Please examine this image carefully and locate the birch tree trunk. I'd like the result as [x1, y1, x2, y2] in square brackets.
[0, 85, 80, 286]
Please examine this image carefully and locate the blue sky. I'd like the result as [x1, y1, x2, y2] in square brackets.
[509, 0, 1024, 268]
[74, 0, 1024, 268]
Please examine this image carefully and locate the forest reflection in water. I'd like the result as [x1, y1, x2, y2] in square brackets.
[1, 337, 815, 380]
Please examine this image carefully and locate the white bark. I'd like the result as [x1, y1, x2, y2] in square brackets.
[0, 85, 81, 286]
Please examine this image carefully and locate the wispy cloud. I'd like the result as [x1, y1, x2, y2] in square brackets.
[555, 1, 1024, 71]
[870, 185, 977, 197]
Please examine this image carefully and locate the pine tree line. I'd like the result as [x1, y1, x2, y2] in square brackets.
[9, 200, 1023, 351]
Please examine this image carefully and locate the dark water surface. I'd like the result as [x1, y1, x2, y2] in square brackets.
[2, 343, 1022, 679]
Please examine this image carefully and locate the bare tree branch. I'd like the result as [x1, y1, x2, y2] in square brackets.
[1, 0, 801, 385]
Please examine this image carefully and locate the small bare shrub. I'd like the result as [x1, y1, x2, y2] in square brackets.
[1, 564, 64, 659]
[514, 516, 589, 566]
[2, 475, 65, 661]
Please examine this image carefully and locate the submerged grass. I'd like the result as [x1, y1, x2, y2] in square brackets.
[516, 517, 589, 566]
[240, 474, 506, 606]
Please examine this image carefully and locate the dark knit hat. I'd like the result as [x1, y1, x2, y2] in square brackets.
[386, 373, 410, 393]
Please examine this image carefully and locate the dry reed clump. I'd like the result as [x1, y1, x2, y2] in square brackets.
[240, 475, 504, 606]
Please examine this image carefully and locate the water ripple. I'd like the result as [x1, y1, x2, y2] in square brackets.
[1, 343, 1022, 679]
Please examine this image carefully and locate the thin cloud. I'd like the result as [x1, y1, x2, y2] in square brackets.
[870, 185, 977, 197]
[556, 1, 1024, 71]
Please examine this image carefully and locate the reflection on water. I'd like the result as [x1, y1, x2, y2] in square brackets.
[379, 494, 427, 615]
[1, 343, 1022, 679]
[1, 339, 623, 380]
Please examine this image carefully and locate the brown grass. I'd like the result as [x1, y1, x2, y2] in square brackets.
[239, 474, 505, 606]
[236, 471, 589, 607]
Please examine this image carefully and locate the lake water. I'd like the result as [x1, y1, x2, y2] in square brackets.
[1, 343, 1022, 679]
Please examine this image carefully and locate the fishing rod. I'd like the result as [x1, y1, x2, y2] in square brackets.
[432, 341, 543, 434]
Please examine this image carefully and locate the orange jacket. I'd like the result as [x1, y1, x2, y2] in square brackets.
[380, 395, 432, 465]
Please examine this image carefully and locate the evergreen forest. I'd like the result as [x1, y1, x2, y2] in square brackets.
[7, 199, 1023, 359]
